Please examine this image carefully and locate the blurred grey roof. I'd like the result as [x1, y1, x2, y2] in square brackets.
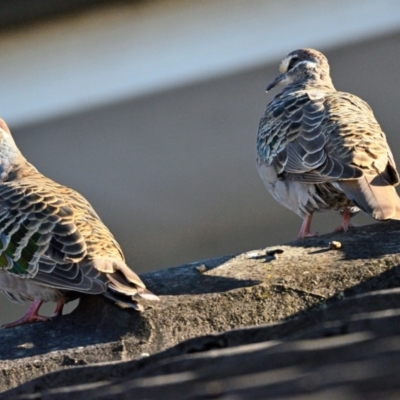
[0, 0, 121, 31]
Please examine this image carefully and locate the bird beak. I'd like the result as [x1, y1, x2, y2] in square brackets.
[266, 73, 287, 92]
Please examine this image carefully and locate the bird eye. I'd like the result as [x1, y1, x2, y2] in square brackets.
[287, 57, 299, 70]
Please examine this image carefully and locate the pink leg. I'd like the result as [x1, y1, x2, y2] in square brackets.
[52, 298, 65, 317]
[2, 299, 49, 328]
[334, 209, 356, 232]
[297, 213, 318, 239]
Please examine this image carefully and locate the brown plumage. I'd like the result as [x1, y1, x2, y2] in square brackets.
[257, 48, 400, 238]
[0, 119, 158, 328]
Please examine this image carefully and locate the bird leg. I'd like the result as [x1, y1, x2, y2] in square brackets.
[297, 213, 318, 239]
[2, 299, 49, 328]
[334, 209, 356, 232]
[52, 298, 65, 317]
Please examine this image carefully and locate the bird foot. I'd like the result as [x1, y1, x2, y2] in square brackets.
[334, 209, 357, 232]
[296, 214, 318, 239]
[2, 313, 49, 329]
[2, 299, 48, 328]
[51, 299, 65, 318]
[297, 231, 319, 239]
[333, 222, 358, 233]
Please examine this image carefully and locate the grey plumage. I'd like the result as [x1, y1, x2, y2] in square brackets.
[257, 48, 400, 238]
[0, 119, 158, 327]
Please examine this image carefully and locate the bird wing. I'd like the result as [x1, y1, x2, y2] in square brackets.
[325, 92, 400, 219]
[324, 92, 399, 183]
[0, 177, 110, 294]
[257, 91, 364, 183]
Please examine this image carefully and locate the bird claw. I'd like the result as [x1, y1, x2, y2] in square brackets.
[2, 314, 49, 329]
[333, 222, 358, 232]
[1, 299, 49, 328]
[297, 231, 319, 239]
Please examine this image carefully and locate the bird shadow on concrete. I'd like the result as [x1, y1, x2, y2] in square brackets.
[0, 295, 151, 361]
[0, 254, 260, 361]
[141, 254, 261, 296]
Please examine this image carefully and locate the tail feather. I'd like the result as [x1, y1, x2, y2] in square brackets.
[136, 287, 160, 301]
[93, 258, 159, 308]
[337, 173, 400, 220]
[102, 291, 144, 311]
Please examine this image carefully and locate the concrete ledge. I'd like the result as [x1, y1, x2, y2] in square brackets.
[1, 221, 400, 397]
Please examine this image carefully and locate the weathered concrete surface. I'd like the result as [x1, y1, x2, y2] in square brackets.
[2, 221, 400, 398]
[11, 288, 400, 400]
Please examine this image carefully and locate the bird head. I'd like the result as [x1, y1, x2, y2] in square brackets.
[0, 119, 27, 181]
[266, 48, 333, 92]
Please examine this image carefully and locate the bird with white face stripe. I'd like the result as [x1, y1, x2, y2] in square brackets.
[257, 48, 400, 238]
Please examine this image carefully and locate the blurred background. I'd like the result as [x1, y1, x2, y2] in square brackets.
[1, 0, 400, 324]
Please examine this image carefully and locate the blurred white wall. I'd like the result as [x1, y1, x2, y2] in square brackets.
[1, 0, 400, 127]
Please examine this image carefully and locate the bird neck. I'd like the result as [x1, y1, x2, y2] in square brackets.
[2, 160, 38, 182]
[283, 77, 335, 94]
[0, 139, 29, 182]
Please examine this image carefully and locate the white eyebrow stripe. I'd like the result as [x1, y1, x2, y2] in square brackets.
[279, 58, 317, 74]
[279, 57, 291, 73]
[301, 60, 317, 69]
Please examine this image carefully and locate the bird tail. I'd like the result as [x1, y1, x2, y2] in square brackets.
[94, 259, 159, 310]
[337, 173, 400, 220]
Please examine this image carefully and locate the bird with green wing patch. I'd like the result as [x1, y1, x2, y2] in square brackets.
[0, 119, 158, 328]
